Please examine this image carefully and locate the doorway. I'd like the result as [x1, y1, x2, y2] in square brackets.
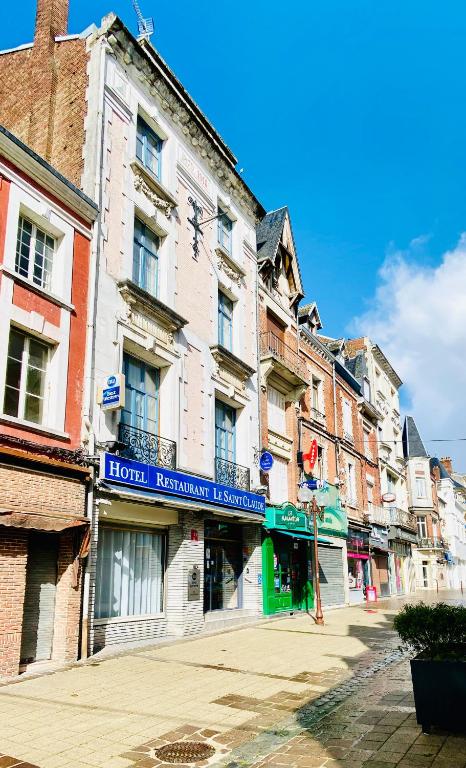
[20, 533, 58, 664]
[204, 520, 243, 612]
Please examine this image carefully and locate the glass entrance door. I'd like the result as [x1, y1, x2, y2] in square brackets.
[204, 520, 243, 612]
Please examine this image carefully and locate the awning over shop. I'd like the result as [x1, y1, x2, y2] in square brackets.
[99, 481, 265, 523]
[0, 508, 89, 532]
[265, 527, 331, 544]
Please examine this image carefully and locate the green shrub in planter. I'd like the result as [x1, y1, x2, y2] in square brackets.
[394, 602, 466, 733]
[394, 602, 466, 659]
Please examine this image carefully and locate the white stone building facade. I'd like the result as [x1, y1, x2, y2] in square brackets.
[80, 17, 266, 651]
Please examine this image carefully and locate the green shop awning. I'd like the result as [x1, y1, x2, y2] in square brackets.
[265, 527, 331, 544]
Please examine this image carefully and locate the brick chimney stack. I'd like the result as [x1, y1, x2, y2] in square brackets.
[27, 0, 70, 162]
[441, 457, 453, 475]
[34, 0, 69, 53]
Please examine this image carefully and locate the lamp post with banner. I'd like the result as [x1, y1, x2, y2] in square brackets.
[298, 478, 326, 626]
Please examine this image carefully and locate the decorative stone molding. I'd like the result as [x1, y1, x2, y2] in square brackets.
[118, 280, 187, 356]
[131, 162, 177, 218]
[268, 429, 293, 461]
[215, 246, 245, 288]
[106, 23, 264, 224]
[210, 344, 254, 400]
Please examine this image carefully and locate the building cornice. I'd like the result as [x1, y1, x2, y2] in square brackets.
[102, 17, 265, 224]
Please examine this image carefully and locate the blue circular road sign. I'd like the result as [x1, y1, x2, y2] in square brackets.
[260, 451, 274, 472]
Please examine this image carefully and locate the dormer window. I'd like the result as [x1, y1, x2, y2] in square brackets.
[136, 116, 162, 180]
[217, 206, 232, 255]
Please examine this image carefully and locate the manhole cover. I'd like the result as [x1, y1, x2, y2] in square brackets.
[155, 741, 215, 763]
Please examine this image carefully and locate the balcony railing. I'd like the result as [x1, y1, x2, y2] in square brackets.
[311, 407, 326, 425]
[260, 331, 307, 380]
[118, 422, 176, 470]
[417, 537, 445, 550]
[369, 505, 417, 531]
[215, 456, 250, 491]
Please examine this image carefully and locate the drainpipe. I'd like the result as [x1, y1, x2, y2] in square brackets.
[332, 359, 339, 477]
[80, 38, 107, 661]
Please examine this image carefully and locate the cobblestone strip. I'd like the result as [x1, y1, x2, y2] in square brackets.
[215, 647, 410, 768]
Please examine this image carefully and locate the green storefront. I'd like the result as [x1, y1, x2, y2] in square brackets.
[262, 504, 315, 615]
[262, 487, 348, 615]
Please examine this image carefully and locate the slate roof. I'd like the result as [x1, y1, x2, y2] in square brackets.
[256, 207, 288, 264]
[403, 416, 428, 459]
[345, 351, 367, 383]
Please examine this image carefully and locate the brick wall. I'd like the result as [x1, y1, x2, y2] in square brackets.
[0, 0, 88, 187]
[0, 530, 28, 678]
[0, 463, 86, 517]
[53, 529, 82, 662]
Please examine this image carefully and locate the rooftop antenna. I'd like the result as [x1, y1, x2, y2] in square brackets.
[132, 0, 154, 41]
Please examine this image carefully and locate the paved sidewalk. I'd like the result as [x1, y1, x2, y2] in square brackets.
[0, 591, 463, 768]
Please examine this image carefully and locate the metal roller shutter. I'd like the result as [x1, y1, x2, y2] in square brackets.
[21, 533, 58, 663]
[318, 545, 345, 607]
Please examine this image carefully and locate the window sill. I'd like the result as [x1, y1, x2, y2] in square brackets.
[0, 413, 69, 441]
[94, 612, 166, 625]
[0, 265, 75, 312]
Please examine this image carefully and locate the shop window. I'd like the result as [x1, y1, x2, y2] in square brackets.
[15, 215, 55, 291]
[218, 290, 233, 351]
[95, 527, 165, 619]
[133, 217, 159, 296]
[136, 115, 162, 179]
[3, 327, 50, 424]
[267, 385, 286, 434]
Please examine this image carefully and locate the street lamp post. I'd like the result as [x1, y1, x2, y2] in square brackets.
[310, 495, 325, 626]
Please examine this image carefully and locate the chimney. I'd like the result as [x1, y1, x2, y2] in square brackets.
[441, 457, 453, 475]
[27, 0, 69, 161]
[432, 465, 440, 482]
[34, 0, 69, 53]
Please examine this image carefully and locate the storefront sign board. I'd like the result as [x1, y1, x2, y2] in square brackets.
[265, 504, 310, 532]
[101, 453, 266, 514]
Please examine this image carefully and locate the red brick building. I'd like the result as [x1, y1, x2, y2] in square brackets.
[0, 125, 97, 677]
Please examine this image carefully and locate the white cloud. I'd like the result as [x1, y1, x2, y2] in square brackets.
[351, 234, 466, 468]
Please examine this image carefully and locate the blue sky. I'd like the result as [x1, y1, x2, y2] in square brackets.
[3, 0, 466, 461]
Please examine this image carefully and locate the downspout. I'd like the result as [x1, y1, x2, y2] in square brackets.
[80, 37, 107, 661]
[332, 359, 339, 477]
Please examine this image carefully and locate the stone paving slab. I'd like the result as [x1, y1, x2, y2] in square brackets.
[0, 591, 464, 767]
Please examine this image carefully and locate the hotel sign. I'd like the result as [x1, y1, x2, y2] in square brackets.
[100, 453, 265, 514]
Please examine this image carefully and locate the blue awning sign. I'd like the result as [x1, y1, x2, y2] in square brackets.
[100, 453, 265, 514]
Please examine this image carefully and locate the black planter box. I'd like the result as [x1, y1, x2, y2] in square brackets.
[410, 646, 466, 733]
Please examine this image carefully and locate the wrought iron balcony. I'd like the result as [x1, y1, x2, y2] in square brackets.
[260, 331, 307, 382]
[311, 407, 326, 425]
[215, 456, 250, 491]
[417, 537, 445, 550]
[118, 422, 176, 470]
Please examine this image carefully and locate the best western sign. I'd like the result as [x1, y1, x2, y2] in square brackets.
[100, 453, 265, 514]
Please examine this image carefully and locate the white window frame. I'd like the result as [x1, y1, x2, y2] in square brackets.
[267, 385, 286, 434]
[268, 455, 289, 504]
[417, 516, 427, 539]
[3, 327, 51, 425]
[217, 205, 233, 255]
[416, 476, 427, 498]
[347, 461, 357, 506]
[343, 398, 353, 439]
[15, 214, 56, 291]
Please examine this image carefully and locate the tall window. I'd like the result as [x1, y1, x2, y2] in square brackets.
[218, 291, 233, 350]
[347, 462, 356, 504]
[387, 472, 396, 497]
[267, 386, 286, 434]
[343, 398, 353, 438]
[122, 354, 159, 434]
[16, 216, 55, 290]
[367, 481, 374, 513]
[363, 376, 371, 401]
[417, 516, 427, 539]
[416, 476, 427, 498]
[312, 378, 320, 412]
[217, 206, 232, 254]
[215, 400, 236, 463]
[3, 328, 49, 424]
[136, 116, 162, 179]
[133, 218, 159, 296]
[363, 428, 372, 459]
[95, 527, 165, 619]
[268, 455, 288, 504]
